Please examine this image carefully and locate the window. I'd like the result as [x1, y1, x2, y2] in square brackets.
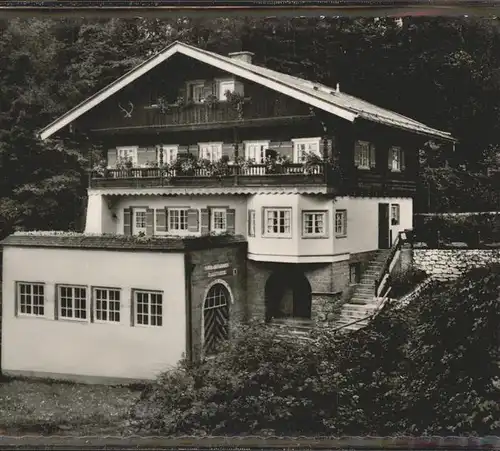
[58, 285, 87, 320]
[116, 146, 138, 166]
[264, 208, 292, 237]
[244, 141, 268, 164]
[216, 79, 244, 101]
[169, 208, 189, 232]
[354, 140, 375, 169]
[335, 210, 347, 237]
[17, 282, 45, 316]
[390, 146, 403, 172]
[302, 211, 327, 237]
[292, 137, 322, 163]
[391, 204, 400, 226]
[203, 283, 230, 355]
[211, 208, 227, 233]
[133, 208, 147, 236]
[349, 263, 361, 284]
[93, 288, 121, 323]
[248, 209, 256, 237]
[187, 81, 205, 103]
[134, 290, 163, 327]
[157, 145, 178, 165]
[199, 142, 223, 162]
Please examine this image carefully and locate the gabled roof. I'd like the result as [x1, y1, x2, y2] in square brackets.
[39, 41, 456, 143]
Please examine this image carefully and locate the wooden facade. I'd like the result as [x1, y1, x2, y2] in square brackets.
[77, 53, 426, 198]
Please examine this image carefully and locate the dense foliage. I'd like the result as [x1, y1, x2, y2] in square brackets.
[413, 212, 500, 246]
[128, 265, 500, 436]
[3, 16, 500, 238]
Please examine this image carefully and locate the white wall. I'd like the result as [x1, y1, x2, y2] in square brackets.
[247, 195, 413, 262]
[333, 197, 413, 255]
[84, 193, 115, 234]
[87, 192, 248, 236]
[2, 246, 186, 382]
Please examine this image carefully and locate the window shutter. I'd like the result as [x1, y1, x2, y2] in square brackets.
[123, 208, 132, 236]
[247, 210, 253, 236]
[354, 142, 361, 167]
[226, 209, 236, 234]
[54, 287, 59, 320]
[401, 149, 406, 171]
[187, 209, 200, 233]
[155, 208, 167, 232]
[343, 211, 348, 235]
[369, 145, 376, 168]
[200, 209, 210, 235]
[261, 209, 266, 235]
[146, 208, 155, 236]
[388, 148, 393, 170]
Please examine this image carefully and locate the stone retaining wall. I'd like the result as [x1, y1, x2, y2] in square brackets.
[413, 249, 500, 281]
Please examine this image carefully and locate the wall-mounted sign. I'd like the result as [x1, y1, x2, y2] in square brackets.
[204, 262, 230, 278]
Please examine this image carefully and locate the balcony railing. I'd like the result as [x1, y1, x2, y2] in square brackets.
[90, 163, 327, 189]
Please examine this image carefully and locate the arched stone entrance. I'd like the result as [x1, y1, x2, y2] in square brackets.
[264, 269, 312, 322]
[202, 281, 232, 355]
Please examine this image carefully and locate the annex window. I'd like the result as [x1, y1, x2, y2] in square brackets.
[133, 208, 147, 236]
[248, 209, 256, 237]
[391, 204, 401, 226]
[302, 211, 327, 237]
[349, 263, 361, 284]
[292, 137, 322, 163]
[134, 290, 163, 327]
[264, 208, 292, 237]
[157, 145, 178, 165]
[17, 282, 45, 317]
[203, 283, 230, 355]
[199, 142, 223, 162]
[335, 210, 347, 237]
[58, 285, 87, 321]
[354, 140, 375, 170]
[389, 146, 403, 172]
[211, 208, 227, 233]
[244, 141, 269, 164]
[116, 146, 138, 167]
[187, 80, 205, 103]
[168, 208, 189, 232]
[93, 288, 121, 323]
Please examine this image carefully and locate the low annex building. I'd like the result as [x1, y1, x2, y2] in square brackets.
[1, 41, 455, 382]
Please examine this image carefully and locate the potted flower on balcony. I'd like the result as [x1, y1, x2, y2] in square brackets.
[115, 156, 134, 176]
[93, 159, 109, 178]
[174, 153, 198, 176]
[225, 90, 246, 120]
[302, 151, 324, 175]
[204, 94, 219, 110]
[234, 156, 255, 175]
[211, 155, 231, 178]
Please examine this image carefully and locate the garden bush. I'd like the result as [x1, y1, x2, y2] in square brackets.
[129, 265, 500, 436]
[413, 213, 500, 247]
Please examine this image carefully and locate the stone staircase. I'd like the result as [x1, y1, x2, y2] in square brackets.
[335, 250, 392, 332]
[271, 317, 313, 340]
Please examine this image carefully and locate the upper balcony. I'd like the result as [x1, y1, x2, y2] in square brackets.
[89, 161, 328, 190]
[88, 93, 314, 135]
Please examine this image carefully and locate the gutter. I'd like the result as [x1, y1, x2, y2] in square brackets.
[184, 252, 193, 363]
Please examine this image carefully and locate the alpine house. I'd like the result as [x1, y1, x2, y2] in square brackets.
[1, 41, 456, 383]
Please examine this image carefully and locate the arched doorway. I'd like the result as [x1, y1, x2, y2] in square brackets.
[202, 282, 231, 355]
[265, 269, 312, 322]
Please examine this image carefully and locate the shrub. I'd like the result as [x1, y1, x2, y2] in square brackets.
[129, 266, 500, 437]
[389, 267, 428, 298]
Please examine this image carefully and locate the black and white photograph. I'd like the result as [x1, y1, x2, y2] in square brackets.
[0, 12, 499, 445]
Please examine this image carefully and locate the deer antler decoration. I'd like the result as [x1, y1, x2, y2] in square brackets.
[118, 101, 134, 118]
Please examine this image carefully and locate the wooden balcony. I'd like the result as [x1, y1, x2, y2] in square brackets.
[89, 96, 314, 133]
[90, 163, 327, 189]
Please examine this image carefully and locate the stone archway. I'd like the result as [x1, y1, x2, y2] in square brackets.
[264, 268, 312, 322]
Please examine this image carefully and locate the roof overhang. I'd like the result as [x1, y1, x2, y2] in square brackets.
[38, 41, 357, 141]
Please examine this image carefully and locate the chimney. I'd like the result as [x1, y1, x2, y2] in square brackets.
[228, 51, 254, 64]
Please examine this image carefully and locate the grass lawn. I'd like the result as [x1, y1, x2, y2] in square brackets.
[0, 377, 143, 435]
